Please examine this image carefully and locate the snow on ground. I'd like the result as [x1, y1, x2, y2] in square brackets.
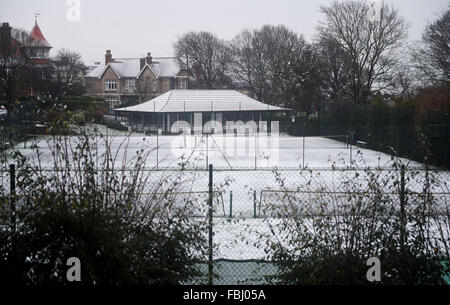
[9, 123, 424, 169]
[2, 124, 449, 261]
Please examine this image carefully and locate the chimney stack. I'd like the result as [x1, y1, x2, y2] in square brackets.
[105, 49, 112, 65]
[0, 23, 12, 55]
[146, 52, 152, 65]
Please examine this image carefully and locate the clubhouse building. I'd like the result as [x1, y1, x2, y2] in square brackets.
[114, 89, 289, 135]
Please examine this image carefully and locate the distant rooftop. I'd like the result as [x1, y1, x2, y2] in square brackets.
[86, 57, 181, 79]
[115, 90, 289, 113]
[28, 21, 51, 48]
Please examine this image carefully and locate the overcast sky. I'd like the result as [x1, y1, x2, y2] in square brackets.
[0, 0, 448, 65]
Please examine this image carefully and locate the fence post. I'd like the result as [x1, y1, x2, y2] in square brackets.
[302, 128, 305, 169]
[349, 132, 353, 168]
[156, 130, 159, 171]
[399, 164, 406, 253]
[229, 191, 233, 218]
[445, 112, 448, 168]
[10, 164, 15, 233]
[208, 164, 213, 285]
[206, 134, 209, 170]
[9, 131, 13, 149]
[254, 132, 257, 170]
[253, 190, 257, 218]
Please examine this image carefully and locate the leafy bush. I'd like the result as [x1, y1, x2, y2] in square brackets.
[259, 154, 450, 284]
[61, 97, 108, 124]
[103, 117, 128, 131]
[0, 129, 208, 285]
[69, 110, 86, 126]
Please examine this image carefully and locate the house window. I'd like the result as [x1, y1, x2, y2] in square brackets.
[106, 96, 119, 109]
[152, 79, 157, 92]
[105, 80, 117, 91]
[180, 78, 187, 89]
[126, 79, 135, 90]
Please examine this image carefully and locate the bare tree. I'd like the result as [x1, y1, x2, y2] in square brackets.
[411, 8, 450, 86]
[315, 37, 352, 102]
[392, 65, 418, 98]
[230, 29, 270, 101]
[174, 31, 231, 89]
[230, 25, 320, 112]
[53, 48, 87, 95]
[0, 24, 31, 124]
[317, 0, 409, 104]
[135, 76, 151, 104]
[286, 42, 322, 114]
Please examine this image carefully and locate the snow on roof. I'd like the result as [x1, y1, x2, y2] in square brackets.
[111, 58, 141, 78]
[115, 90, 289, 113]
[153, 57, 181, 77]
[85, 56, 181, 79]
[85, 64, 103, 77]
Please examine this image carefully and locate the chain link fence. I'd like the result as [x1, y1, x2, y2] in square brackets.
[1, 164, 449, 284]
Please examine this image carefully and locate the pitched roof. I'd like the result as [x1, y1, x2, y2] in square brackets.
[114, 90, 289, 113]
[28, 22, 51, 48]
[86, 57, 181, 79]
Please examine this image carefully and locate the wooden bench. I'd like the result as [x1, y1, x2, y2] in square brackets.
[356, 141, 367, 148]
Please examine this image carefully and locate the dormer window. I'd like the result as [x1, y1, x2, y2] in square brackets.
[105, 79, 117, 91]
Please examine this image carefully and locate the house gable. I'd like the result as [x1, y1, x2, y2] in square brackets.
[176, 68, 190, 77]
[99, 64, 121, 80]
[136, 65, 159, 94]
[101, 65, 121, 92]
[137, 64, 158, 80]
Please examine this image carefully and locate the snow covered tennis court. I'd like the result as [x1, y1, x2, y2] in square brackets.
[5, 127, 449, 264]
[14, 125, 422, 169]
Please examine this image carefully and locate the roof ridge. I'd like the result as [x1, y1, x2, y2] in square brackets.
[158, 90, 173, 112]
[112, 57, 141, 60]
[114, 89, 289, 113]
[107, 57, 176, 61]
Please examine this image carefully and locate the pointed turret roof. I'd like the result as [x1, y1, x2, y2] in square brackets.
[28, 21, 51, 48]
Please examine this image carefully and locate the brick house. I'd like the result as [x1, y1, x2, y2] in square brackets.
[0, 20, 54, 98]
[85, 50, 192, 110]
